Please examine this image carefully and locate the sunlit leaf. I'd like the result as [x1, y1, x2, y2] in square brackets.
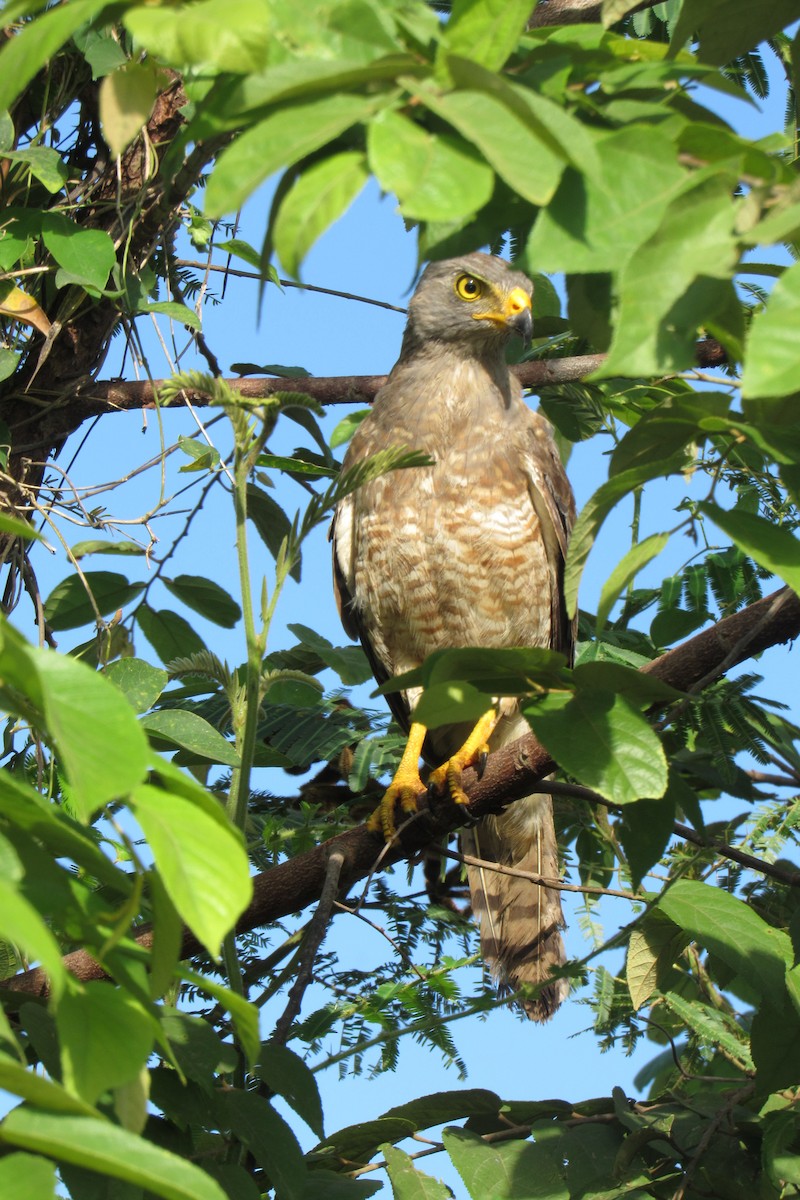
[131, 783, 251, 956]
[0, 1109, 227, 1200]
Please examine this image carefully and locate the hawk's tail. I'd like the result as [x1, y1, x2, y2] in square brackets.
[462, 792, 568, 1021]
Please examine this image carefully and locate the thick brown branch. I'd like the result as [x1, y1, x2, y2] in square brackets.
[527, 0, 662, 27]
[6, 586, 798, 999]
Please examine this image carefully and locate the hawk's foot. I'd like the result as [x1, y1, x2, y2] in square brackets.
[367, 773, 427, 839]
[367, 721, 428, 840]
[428, 708, 499, 807]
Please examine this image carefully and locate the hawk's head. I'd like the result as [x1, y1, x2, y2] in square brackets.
[404, 253, 533, 351]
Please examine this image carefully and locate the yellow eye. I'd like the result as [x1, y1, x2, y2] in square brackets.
[455, 274, 483, 301]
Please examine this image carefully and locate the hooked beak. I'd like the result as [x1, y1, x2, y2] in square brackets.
[472, 286, 533, 346]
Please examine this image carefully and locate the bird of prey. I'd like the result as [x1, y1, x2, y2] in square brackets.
[332, 252, 575, 1020]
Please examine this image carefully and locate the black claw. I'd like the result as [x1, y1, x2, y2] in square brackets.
[477, 750, 489, 779]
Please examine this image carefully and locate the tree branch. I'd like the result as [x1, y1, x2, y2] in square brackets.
[527, 0, 663, 27]
[30, 338, 726, 441]
[6, 585, 798, 1000]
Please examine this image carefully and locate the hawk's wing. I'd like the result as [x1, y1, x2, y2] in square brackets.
[522, 409, 576, 661]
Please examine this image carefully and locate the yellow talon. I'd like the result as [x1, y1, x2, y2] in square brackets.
[428, 708, 499, 805]
[367, 721, 428, 839]
[368, 709, 500, 837]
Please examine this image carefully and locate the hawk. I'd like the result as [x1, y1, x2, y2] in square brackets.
[332, 253, 575, 1019]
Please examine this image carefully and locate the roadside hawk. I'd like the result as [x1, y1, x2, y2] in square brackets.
[332, 253, 575, 1020]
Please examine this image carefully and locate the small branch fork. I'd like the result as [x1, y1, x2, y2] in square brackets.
[269, 848, 345, 1046]
[5, 584, 800, 1000]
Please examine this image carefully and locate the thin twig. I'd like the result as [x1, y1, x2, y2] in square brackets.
[174, 260, 409, 314]
[537, 780, 800, 889]
[671, 1082, 755, 1200]
[334, 901, 427, 981]
[440, 845, 640, 901]
[270, 848, 345, 1046]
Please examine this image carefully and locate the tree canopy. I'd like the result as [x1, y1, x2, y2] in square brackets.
[2, 0, 800, 1197]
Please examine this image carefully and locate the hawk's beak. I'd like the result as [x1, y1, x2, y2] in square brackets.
[473, 286, 533, 345]
[505, 287, 533, 345]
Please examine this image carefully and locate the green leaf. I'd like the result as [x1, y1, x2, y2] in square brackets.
[305, 1172, 383, 1197]
[34, 647, 150, 821]
[751, 988, 800, 1092]
[0, 0, 108, 111]
[657, 879, 792, 1005]
[618, 794, 676, 890]
[1, 145, 68, 193]
[564, 457, 686, 618]
[626, 912, 688, 1011]
[0, 1051, 99, 1116]
[98, 61, 161, 157]
[742, 259, 800, 399]
[273, 151, 369, 278]
[124, 0, 273, 73]
[0, 1109, 227, 1200]
[148, 872, 184, 1002]
[670, 0, 800, 66]
[179, 965, 260, 1069]
[287, 623, 372, 686]
[763, 1111, 800, 1188]
[56, 983, 157, 1105]
[137, 605, 206, 664]
[223, 1089, 308, 1198]
[162, 575, 241, 629]
[205, 93, 376, 218]
[330, 409, 370, 449]
[138, 301, 202, 330]
[596, 532, 669, 629]
[72, 539, 145, 559]
[0, 513, 44, 542]
[0, 1151, 58, 1199]
[159, 1009, 238, 1086]
[383, 1090, 502, 1129]
[601, 176, 738, 377]
[572, 661, 680, 706]
[524, 689, 667, 804]
[176, 434, 221, 473]
[526, 125, 686, 274]
[414, 681, 492, 729]
[246, 483, 301, 582]
[217, 238, 263, 269]
[255, 1044, 324, 1139]
[142, 709, 240, 767]
[44, 571, 144, 631]
[0, 881, 66, 997]
[440, 0, 532, 71]
[131, 783, 251, 957]
[601, 0, 645, 24]
[0, 771, 129, 892]
[382, 1143, 451, 1199]
[443, 1126, 568, 1200]
[367, 109, 494, 222]
[381, 647, 568, 698]
[41, 215, 116, 294]
[423, 87, 565, 206]
[77, 27, 128, 79]
[258, 453, 337, 479]
[106, 658, 168, 714]
[662, 992, 753, 1071]
[698, 501, 800, 595]
[318, 1118, 417, 1166]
